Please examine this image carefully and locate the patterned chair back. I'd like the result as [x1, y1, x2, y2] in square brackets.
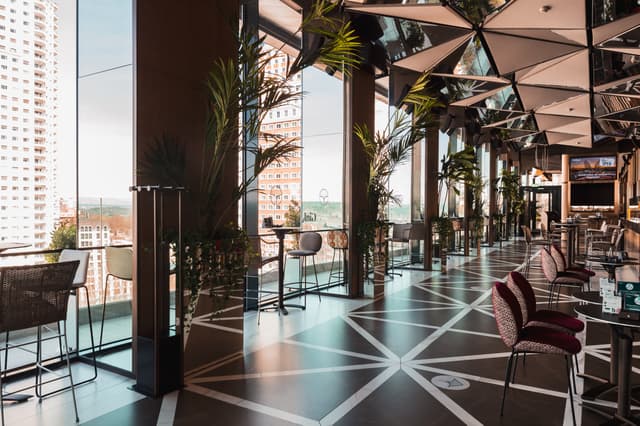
[327, 230, 348, 250]
[492, 282, 523, 347]
[540, 248, 558, 283]
[506, 271, 537, 323]
[549, 244, 567, 272]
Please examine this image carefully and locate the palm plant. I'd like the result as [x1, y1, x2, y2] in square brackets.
[354, 72, 438, 223]
[354, 72, 438, 272]
[499, 168, 525, 238]
[435, 145, 478, 258]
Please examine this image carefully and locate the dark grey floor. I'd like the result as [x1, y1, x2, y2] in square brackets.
[85, 242, 638, 425]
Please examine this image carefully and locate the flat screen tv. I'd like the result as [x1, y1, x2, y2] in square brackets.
[569, 155, 617, 181]
[570, 182, 614, 207]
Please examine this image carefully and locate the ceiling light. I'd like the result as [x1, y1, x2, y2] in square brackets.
[539, 5, 552, 12]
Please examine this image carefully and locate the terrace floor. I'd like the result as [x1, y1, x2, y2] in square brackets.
[6, 240, 638, 425]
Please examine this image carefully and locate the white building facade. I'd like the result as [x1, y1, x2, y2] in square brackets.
[0, 0, 59, 249]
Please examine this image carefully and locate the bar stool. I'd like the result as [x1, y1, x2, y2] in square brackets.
[327, 230, 348, 285]
[58, 249, 96, 385]
[286, 232, 322, 308]
[99, 247, 133, 350]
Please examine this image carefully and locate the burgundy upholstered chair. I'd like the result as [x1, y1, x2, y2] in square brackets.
[492, 282, 579, 425]
[550, 244, 594, 290]
[506, 271, 584, 334]
[540, 248, 584, 306]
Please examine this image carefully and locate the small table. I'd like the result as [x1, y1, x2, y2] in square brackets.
[0, 242, 30, 253]
[575, 300, 640, 424]
[586, 256, 639, 281]
[270, 227, 304, 315]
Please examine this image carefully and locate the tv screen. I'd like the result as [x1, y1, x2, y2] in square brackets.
[569, 155, 617, 181]
[570, 183, 614, 206]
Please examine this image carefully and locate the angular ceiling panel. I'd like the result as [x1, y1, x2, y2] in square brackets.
[490, 29, 587, 46]
[596, 76, 640, 97]
[536, 94, 591, 117]
[535, 114, 591, 135]
[517, 85, 584, 111]
[518, 50, 590, 90]
[484, 32, 583, 75]
[394, 33, 472, 72]
[546, 132, 592, 147]
[347, 5, 472, 29]
[594, 93, 640, 117]
[484, 0, 586, 30]
[593, 13, 640, 45]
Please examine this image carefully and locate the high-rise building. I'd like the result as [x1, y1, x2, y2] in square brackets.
[0, 0, 58, 250]
[258, 47, 302, 260]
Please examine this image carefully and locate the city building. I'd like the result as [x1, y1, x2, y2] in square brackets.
[0, 0, 58, 250]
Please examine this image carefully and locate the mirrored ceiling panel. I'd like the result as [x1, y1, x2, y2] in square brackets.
[592, 49, 640, 86]
[377, 17, 470, 62]
[476, 109, 525, 126]
[594, 93, 640, 116]
[471, 86, 522, 112]
[592, 0, 640, 27]
[437, 35, 496, 77]
[436, 77, 504, 103]
[596, 75, 640, 95]
[449, 0, 511, 25]
[599, 26, 640, 52]
[597, 118, 640, 136]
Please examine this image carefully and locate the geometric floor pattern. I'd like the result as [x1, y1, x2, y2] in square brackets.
[84, 241, 640, 425]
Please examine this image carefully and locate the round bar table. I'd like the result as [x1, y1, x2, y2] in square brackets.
[575, 302, 640, 424]
[270, 227, 303, 315]
[555, 222, 579, 266]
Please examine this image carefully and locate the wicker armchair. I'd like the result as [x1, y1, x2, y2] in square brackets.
[0, 261, 80, 424]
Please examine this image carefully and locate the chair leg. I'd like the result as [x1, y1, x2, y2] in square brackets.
[99, 275, 111, 351]
[35, 325, 42, 399]
[574, 353, 579, 374]
[511, 353, 519, 384]
[82, 286, 98, 382]
[0, 349, 4, 426]
[565, 355, 577, 426]
[501, 351, 516, 416]
[328, 249, 336, 285]
[312, 256, 320, 302]
[63, 322, 80, 423]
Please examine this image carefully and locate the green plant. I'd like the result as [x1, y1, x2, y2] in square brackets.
[46, 223, 77, 263]
[434, 145, 478, 251]
[284, 199, 301, 227]
[353, 72, 438, 266]
[354, 71, 438, 223]
[499, 168, 524, 236]
[468, 169, 485, 242]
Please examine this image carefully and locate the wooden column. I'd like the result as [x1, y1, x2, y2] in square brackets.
[561, 154, 569, 221]
[133, 0, 239, 396]
[423, 127, 439, 270]
[344, 68, 375, 297]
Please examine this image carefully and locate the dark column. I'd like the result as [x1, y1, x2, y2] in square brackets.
[411, 141, 422, 262]
[133, 0, 239, 396]
[242, 0, 259, 311]
[424, 127, 439, 270]
[344, 68, 375, 297]
[488, 143, 497, 246]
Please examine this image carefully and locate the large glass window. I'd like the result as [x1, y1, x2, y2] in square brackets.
[77, 0, 133, 372]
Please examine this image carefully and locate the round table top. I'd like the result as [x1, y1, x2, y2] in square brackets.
[586, 255, 639, 267]
[575, 304, 640, 329]
[573, 291, 602, 304]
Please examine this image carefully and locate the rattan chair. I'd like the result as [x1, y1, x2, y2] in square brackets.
[285, 232, 322, 308]
[0, 261, 80, 424]
[99, 247, 133, 350]
[521, 225, 548, 277]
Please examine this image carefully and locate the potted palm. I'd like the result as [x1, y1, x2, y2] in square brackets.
[354, 72, 438, 285]
[436, 145, 478, 271]
[499, 168, 525, 239]
[468, 169, 485, 256]
[139, 0, 361, 337]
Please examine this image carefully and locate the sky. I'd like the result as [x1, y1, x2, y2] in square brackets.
[57, 0, 133, 201]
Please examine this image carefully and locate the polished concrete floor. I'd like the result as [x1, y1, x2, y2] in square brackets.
[6, 241, 640, 425]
